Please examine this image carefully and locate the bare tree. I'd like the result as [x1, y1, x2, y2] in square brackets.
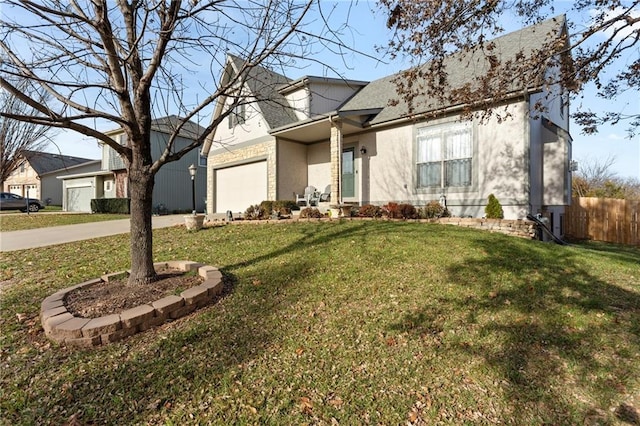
[377, 0, 640, 137]
[573, 155, 640, 199]
[0, 0, 355, 285]
[0, 79, 56, 185]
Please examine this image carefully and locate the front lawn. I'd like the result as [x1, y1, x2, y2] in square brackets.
[0, 213, 129, 231]
[1, 221, 638, 425]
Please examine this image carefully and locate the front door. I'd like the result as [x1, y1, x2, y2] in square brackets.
[342, 148, 355, 198]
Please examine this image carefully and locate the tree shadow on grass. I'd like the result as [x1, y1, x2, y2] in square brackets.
[391, 234, 640, 424]
[29, 221, 398, 424]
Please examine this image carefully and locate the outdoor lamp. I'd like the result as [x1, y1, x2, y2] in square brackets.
[188, 163, 197, 215]
[360, 146, 367, 155]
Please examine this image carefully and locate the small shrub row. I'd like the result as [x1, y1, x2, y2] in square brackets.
[358, 201, 450, 219]
[244, 200, 299, 220]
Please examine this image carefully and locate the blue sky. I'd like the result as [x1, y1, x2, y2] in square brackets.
[39, 1, 639, 179]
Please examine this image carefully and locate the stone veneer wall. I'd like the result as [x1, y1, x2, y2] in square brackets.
[40, 261, 223, 348]
[221, 215, 537, 240]
[207, 139, 277, 214]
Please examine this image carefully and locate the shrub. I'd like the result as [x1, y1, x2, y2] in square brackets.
[91, 198, 130, 214]
[382, 202, 417, 219]
[358, 204, 382, 218]
[299, 207, 323, 218]
[485, 194, 504, 219]
[420, 200, 451, 219]
[274, 200, 298, 214]
[382, 202, 400, 219]
[398, 203, 418, 219]
[244, 204, 265, 220]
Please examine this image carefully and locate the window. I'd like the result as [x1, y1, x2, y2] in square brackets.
[416, 122, 472, 189]
[228, 103, 245, 128]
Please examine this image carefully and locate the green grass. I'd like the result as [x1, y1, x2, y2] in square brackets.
[0, 213, 129, 231]
[1, 221, 638, 425]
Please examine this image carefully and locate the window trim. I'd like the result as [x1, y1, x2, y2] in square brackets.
[228, 103, 246, 128]
[413, 119, 477, 194]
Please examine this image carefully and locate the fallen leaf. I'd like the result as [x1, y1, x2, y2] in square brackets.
[328, 396, 343, 408]
[300, 396, 313, 414]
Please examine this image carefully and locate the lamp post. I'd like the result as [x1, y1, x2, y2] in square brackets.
[188, 163, 197, 215]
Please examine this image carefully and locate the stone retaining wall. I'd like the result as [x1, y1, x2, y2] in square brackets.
[217, 216, 537, 240]
[40, 261, 223, 348]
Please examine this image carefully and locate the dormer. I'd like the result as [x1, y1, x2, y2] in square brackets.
[278, 76, 369, 120]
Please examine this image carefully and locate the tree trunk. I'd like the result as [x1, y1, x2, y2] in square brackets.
[128, 169, 157, 286]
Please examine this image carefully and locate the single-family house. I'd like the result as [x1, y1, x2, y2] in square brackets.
[3, 150, 100, 205]
[203, 17, 573, 237]
[59, 115, 207, 213]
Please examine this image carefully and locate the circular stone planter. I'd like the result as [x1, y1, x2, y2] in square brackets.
[184, 214, 206, 230]
[40, 261, 223, 348]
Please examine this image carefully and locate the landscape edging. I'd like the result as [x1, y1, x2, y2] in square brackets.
[40, 260, 223, 348]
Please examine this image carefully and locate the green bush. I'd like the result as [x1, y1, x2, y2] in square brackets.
[91, 198, 130, 214]
[420, 201, 450, 219]
[484, 194, 504, 219]
[358, 204, 382, 218]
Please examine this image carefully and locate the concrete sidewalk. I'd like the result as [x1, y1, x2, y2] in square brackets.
[0, 215, 187, 252]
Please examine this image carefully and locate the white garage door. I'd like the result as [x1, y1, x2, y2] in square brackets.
[67, 186, 93, 212]
[215, 161, 267, 213]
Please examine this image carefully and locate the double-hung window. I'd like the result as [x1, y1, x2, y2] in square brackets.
[228, 103, 245, 128]
[416, 122, 472, 189]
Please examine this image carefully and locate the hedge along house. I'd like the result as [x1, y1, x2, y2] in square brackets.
[59, 116, 207, 213]
[203, 17, 573, 237]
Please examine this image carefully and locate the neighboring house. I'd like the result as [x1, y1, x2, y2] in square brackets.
[3, 150, 100, 205]
[59, 116, 207, 213]
[203, 17, 573, 238]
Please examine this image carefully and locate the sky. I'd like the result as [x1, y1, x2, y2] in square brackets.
[22, 1, 640, 180]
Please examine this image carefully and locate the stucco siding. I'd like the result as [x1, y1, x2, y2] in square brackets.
[277, 140, 308, 200]
[308, 83, 361, 117]
[363, 102, 532, 218]
[285, 88, 311, 121]
[307, 142, 331, 196]
[212, 97, 271, 148]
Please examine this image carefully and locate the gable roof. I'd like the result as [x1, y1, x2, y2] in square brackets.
[22, 150, 96, 175]
[150, 115, 206, 140]
[226, 55, 298, 129]
[104, 115, 206, 140]
[339, 15, 568, 125]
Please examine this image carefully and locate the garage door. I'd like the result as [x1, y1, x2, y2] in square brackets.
[67, 186, 93, 212]
[215, 161, 267, 213]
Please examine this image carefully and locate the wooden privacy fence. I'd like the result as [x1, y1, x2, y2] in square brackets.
[565, 197, 639, 246]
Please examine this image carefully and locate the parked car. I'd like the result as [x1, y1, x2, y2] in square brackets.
[0, 192, 45, 212]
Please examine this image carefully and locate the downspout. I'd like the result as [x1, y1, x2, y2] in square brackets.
[524, 94, 532, 216]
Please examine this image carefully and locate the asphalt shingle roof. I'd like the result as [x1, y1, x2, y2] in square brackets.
[151, 115, 207, 140]
[22, 150, 96, 175]
[339, 15, 567, 125]
[227, 55, 298, 129]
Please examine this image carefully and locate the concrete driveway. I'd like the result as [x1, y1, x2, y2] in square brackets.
[0, 215, 186, 252]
